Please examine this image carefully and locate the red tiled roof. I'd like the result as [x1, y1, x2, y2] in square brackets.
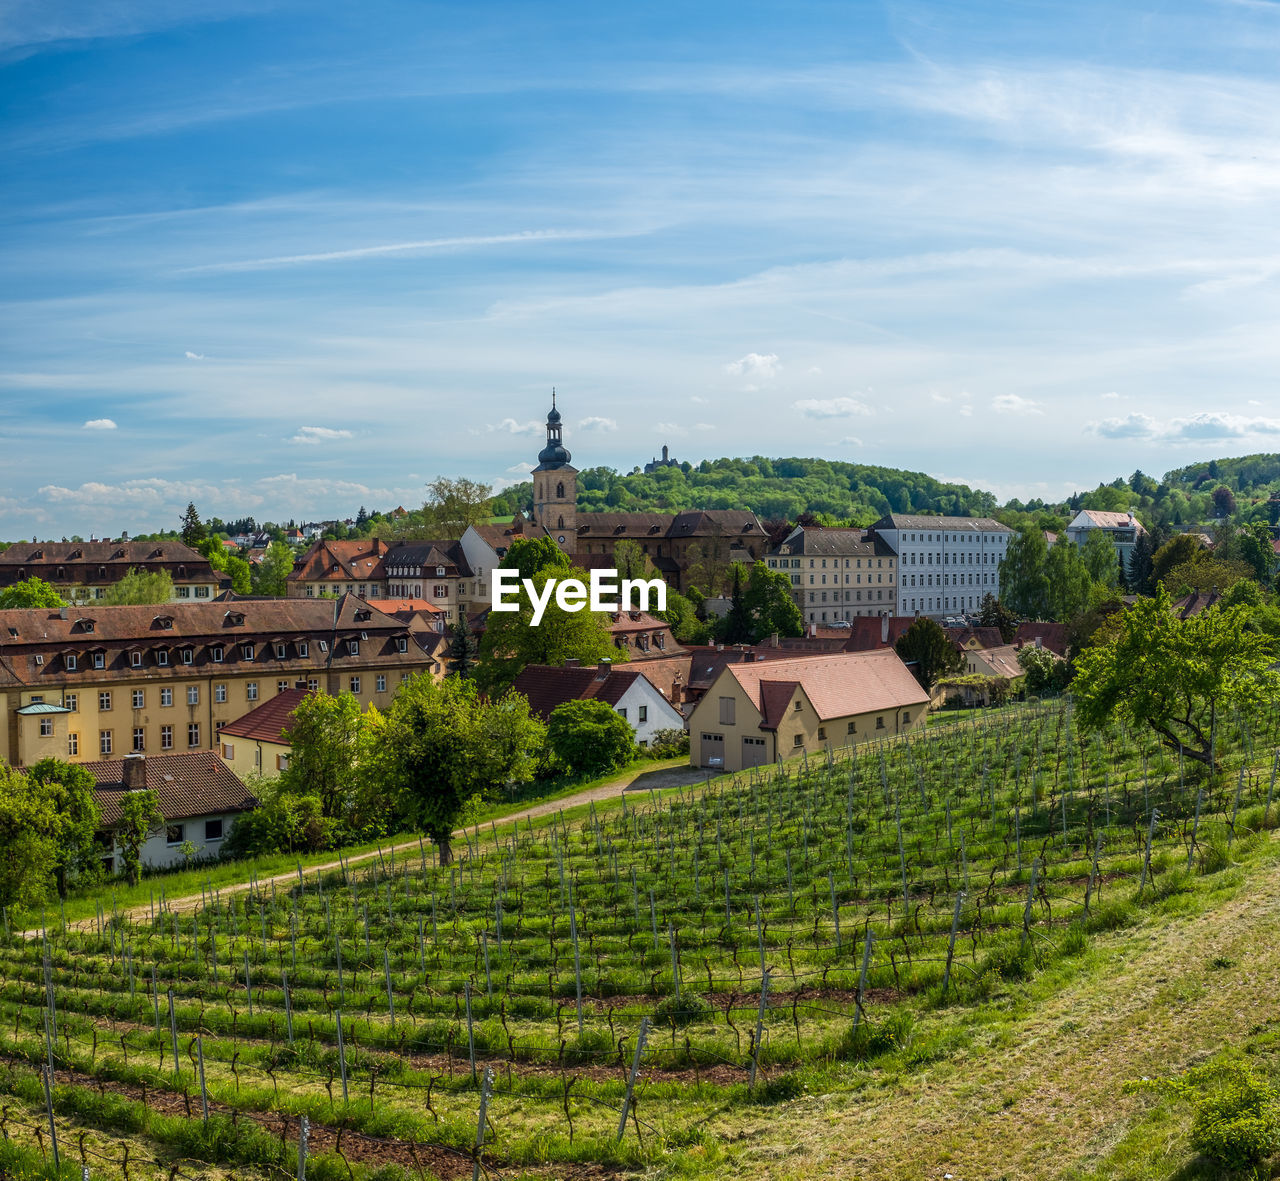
[363, 598, 444, 615]
[218, 687, 310, 743]
[842, 616, 917, 652]
[83, 752, 258, 826]
[512, 663, 650, 720]
[1013, 622, 1068, 656]
[722, 648, 928, 729]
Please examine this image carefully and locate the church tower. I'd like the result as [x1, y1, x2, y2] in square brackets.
[531, 391, 577, 553]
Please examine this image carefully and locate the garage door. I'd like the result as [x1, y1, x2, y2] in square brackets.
[741, 735, 768, 768]
[699, 732, 724, 768]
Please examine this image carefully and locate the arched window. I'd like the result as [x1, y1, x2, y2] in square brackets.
[556, 482, 565, 499]
[558, 516, 565, 529]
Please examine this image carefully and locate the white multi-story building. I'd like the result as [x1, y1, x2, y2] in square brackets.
[764, 526, 897, 625]
[870, 514, 1013, 619]
[1064, 509, 1145, 573]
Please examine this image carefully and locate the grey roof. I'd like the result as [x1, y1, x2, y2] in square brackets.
[15, 702, 71, 715]
[871, 514, 1012, 533]
[768, 527, 893, 558]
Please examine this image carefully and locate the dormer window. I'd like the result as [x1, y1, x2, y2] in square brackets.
[154, 616, 173, 630]
[275, 643, 287, 659]
[298, 641, 309, 657]
[318, 640, 328, 652]
[31, 549, 43, 560]
[79, 619, 95, 634]
[396, 637, 408, 653]
[92, 652, 105, 670]
[347, 640, 359, 656]
[156, 649, 169, 666]
[130, 651, 142, 668]
[242, 644, 254, 660]
[210, 645, 223, 662]
[180, 648, 194, 665]
[98, 566, 106, 578]
[435, 566, 445, 576]
[56, 567, 64, 579]
[224, 611, 245, 627]
[65, 654, 77, 671]
[178, 565, 186, 578]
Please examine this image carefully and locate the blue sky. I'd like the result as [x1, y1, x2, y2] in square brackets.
[4, 0, 1280, 537]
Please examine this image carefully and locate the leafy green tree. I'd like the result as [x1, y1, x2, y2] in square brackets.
[1151, 534, 1203, 589]
[1238, 522, 1276, 585]
[1073, 588, 1279, 769]
[477, 569, 619, 694]
[252, 541, 296, 597]
[894, 617, 962, 690]
[0, 765, 62, 910]
[546, 699, 636, 777]
[1160, 558, 1254, 596]
[742, 561, 803, 642]
[280, 691, 365, 823]
[716, 564, 753, 644]
[197, 538, 252, 594]
[421, 477, 493, 539]
[26, 758, 99, 898]
[115, 790, 164, 885]
[370, 675, 542, 864]
[1046, 538, 1092, 622]
[999, 526, 1050, 619]
[180, 502, 207, 547]
[102, 568, 174, 605]
[0, 577, 64, 609]
[654, 588, 711, 644]
[446, 612, 480, 676]
[613, 539, 655, 581]
[977, 593, 1019, 643]
[1127, 530, 1156, 595]
[502, 536, 571, 582]
[1080, 529, 1120, 588]
[1016, 645, 1070, 696]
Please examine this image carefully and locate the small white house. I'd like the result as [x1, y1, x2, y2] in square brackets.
[1064, 509, 1146, 571]
[86, 752, 258, 871]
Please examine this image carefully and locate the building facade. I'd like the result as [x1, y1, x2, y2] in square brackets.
[0, 541, 227, 603]
[0, 596, 434, 768]
[765, 525, 898, 625]
[1064, 509, 1146, 572]
[869, 514, 1013, 619]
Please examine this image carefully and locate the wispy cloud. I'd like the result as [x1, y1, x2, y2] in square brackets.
[991, 394, 1042, 415]
[578, 416, 617, 431]
[724, 352, 780, 382]
[794, 397, 873, 419]
[484, 418, 542, 436]
[288, 426, 354, 445]
[82, 418, 117, 430]
[185, 351, 205, 360]
[1090, 412, 1280, 441]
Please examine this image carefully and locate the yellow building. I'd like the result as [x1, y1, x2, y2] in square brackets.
[687, 648, 929, 772]
[0, 540, 227, 604]
[0, 595, 435, 768]
[217, 686, 308, 780]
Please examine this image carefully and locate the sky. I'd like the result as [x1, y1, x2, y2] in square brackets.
[3, 0, 1280, 538]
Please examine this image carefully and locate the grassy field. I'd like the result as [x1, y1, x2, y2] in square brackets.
[4, 702, 1280, 1179]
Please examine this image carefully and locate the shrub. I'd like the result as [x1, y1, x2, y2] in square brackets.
[653, 991, 711, 1028]
[757, 1071, 805, 1103]
[841, 1010, 914, 1060]
[647, 728, 690, 759]
[546, 699, 637, 777]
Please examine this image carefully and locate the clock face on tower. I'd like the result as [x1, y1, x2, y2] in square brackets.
[557, 535, 566, 544]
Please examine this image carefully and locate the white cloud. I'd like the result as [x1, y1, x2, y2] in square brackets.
[724, 352, 780, 387]
[1090, 411, 1280, 441]
[578, 416, 617, 431]
[82, 418, 117, 430]
[288, 426, 354, 445]
[484, 418, 542, 436]
[505, 462, 534, 475]
[838, 436, 864, 447]
[958, 405, 973, 417]
[794, 396, 873, 419]
[693, 422, 714, 431]
[1101, 391, 1121, 400]
[991, 394, 1042, 415]
[185, 351, 205, 360]
[930, 393, 952, 404]
[654, 421, 687, 435]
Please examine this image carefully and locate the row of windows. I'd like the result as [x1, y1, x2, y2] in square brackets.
[49, 674, 390, 715]
[768, 556, 891, 570]
[905, 572, 995, 588]
[61, 636, 404, 672]
[165, 818, 223, 846]
[807, 589, 885, 603]
[95, 723, 201, 755]
[803, 572, 888, 585]
[902, 531, 1006, 544]
[902, 551, 998, 566]
[173, 586, 213, 598]
[907, 596, 981, 613]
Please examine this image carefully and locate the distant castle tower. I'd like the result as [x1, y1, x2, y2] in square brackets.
[644, 444, 679, 474]
[531, 390, 577, 553]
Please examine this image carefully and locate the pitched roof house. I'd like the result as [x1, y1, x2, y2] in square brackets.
[512, 659, 685, 744]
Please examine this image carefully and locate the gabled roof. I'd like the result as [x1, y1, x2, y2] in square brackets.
[288, 539, 388, 583]
[719, 648, 928, 728]
[511, 663, 661, 720]
[83, 752, 258, 826]
[1013, 622, 1069, 656]
[218, 687, 310, 744]
[1067, 509, 1146, 533]
[769, 526, 891, 557]
[966, 644, 1037, 679]
[870, 514, 1012, 533]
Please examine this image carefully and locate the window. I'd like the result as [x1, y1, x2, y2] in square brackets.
[187, 723, 200, 748]
[98, 691, 112, 711]
[221, 742, 235, 759]
[902, 711, 912, 724]
[39, 718, 53, 737]
[65, 654, 77, 671]
[67, 733, 78, 757]
[195, 585, 210, 598]
[846, 721, 856, 734]
[347, 640, 359, 656]
[793, 700, 802, 712]
[165, 824, 184, 846]
[277, 753, 290, 772]
[130, 651, 142, 668]
[161, 725, 173, 750]
[276, 643, 287, 659]
[318, 641, 328, 652]
[156, 649, 168, 666]
[275, 679, 287, 693]
[638, 705, 648, 723]
[792, 733, 803, 746]
[376, 674, 386, 692]
[817, 726, 826, 740]
[349, 676, 361, 693]
[432, 585, 447, 599]
[215, 684, 226, 703]
[246, 682, 258, 701]
[64, 693, 77, 712]
[187, 686, 199, 705]
[132, 727, 145, 752]
[205, 818, 223, 842]
[617, 707, 627, 721]
[99, 730, 112, 755]
[181, 648, 193, 665]
[128, 689, 143, 710]
[92, 652, 105, 669]
[396, 637, 408, 653]
[176, 586, 191, 599]
[875, 716, 885, 729]
[160, 688, 173, 708]
[307, 678, 319, 691]
[242, 644, 254, 660]
[210, 645, 223, 662]
[718, 696, 735, 725]
[298, 641, 309, 657]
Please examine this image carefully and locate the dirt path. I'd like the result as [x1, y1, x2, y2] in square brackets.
[110, 762, 707, 928]
[714, 844, 1280, 1180]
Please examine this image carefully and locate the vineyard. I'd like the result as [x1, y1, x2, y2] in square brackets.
[2, 699, 1279, 1180]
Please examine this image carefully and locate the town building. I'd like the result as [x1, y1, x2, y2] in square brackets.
[512, 658, 685, 745]
[686, 648, 929, 771]
[87, 752, 257, 870]
[0, 596, 434, 768]
[218, 685, 309, 779]
[1064, 509, 1146, 572]
[764, 525, 898, 625]
[868, 514, 1013, 619]
[0, 541, 228, 604]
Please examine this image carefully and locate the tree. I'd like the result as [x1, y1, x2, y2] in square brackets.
[654, 588, 711, 644]
[1045, 538, 1092, 622]
[1152, 534, 1203, 589]
[999, 527, 1050, 619]
[0, 765, 62, 910]
[1080, 529, 1120, 588]
[546, 699, 636, 777]
[180, 503, 207, 547]
[894, 617, 962, 690]
[502, 536, 570, 582]
[445, 612, 480, 677]
[26, 758, 99, 898]
[374, 477, 496, 540]
[1212, 485, 1237, 518]
[252, 541, 296, 597]
[1127, 530, 1156, 595]
[613, 539, 655, 582]
[743, 561, 803, 642]
[715, 564, 754, 644]
[197, 537, 252, 595]
[477, 569, 620, 694]
[280, 691, 364, 822]
[1159, 558, 1254, 596]
[115, 790, 164, 885]
[977, 594, 1019, 643]
[1073, 589, 1279, 769]
[1238, 522, 1276, 585]
[102, 568, 174, 605]
[1016, 645, 1070, 696]
[0, 577, 64, 609]
[371, 675, 542, 864]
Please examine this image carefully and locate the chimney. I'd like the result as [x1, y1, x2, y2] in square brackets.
[769, 632, 780, 648]
[58, 607, 68, 620]
[122, 754, 146, 790]
[563, 657, 581, 668]
[880, 615, 889, 645]
[596, 658, 612, 676]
